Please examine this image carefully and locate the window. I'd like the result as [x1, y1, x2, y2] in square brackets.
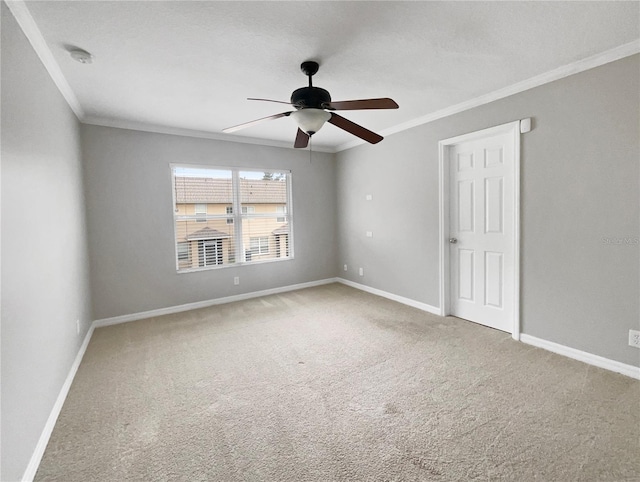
[172, 166, 293, 272]
[195, 203, 207, 222]
[250, 236, 270, 255]
[226, 206, 254, 220]
[198, 239, 223, 267]
[177, 242, 189, 261]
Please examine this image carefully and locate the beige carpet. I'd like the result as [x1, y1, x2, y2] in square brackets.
[35, 283, 639, 481]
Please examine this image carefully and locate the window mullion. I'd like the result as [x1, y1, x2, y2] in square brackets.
[231, 170, 243, 262]
[286, 173, 294, 258]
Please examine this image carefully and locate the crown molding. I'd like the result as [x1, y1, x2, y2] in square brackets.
[8, 0, 638, 154]
[6, 0, 84, 119]
[335, 39, 640, 152]
[82, 116, 336, 153]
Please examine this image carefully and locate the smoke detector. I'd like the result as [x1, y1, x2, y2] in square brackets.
[69, 48, 93, 64]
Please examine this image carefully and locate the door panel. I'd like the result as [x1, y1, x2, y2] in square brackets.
[484, 146, 503, 168]
[484, 251, 503, 308]
[457, 151, 475, 171]
[457, 248, 475, 301]
[458, 180, 475, 232]
[484, 177, 503, 234]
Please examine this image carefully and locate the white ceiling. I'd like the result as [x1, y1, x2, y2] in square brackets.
[11, 1, 640, 151]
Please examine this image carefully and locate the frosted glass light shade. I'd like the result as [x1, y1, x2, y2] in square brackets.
[291, 109, 331, 135]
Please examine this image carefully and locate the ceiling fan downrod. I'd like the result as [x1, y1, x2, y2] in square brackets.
[300, 60, 319, 86]
[291, 61, 331, 109]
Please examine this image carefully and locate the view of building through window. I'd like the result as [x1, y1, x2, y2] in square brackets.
[172, 166, 292, 271]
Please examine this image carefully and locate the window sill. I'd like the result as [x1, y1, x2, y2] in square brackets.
[176, 256, 294, 274]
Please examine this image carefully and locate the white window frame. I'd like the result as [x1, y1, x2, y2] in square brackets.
[171, 164, 294, 272]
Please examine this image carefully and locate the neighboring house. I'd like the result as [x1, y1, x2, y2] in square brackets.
[173, 176, 290, 270]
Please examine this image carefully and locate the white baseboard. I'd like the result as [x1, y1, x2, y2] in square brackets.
[21, 323, 96, 482]
[21, 278, 338, 480]
[337, 279, 640, 380]
[520, 334, 640, 380]
[93, 278, 340, 328]
[336, 278, 442, 316]
[21, 279, 638, 481]
[23, 273, 429, 482]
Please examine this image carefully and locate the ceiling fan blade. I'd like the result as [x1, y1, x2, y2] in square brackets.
[247, 98, 296, 106]
[328, 113, 383, 144]
[294, 128, 309, 148]
[324, 98, 399, 110]
[222, 111, 292, 133]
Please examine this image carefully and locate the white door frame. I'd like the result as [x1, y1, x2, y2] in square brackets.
[438, 120, 522, 340]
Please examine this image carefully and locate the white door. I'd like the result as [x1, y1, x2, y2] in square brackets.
[446, 125, 517, 333]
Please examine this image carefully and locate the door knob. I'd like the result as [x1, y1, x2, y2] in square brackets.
[449, 238, 458, 244]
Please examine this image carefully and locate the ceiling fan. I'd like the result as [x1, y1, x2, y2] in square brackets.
[223, 61, 399, 148]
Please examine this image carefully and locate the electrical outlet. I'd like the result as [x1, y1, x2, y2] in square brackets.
[359, 267, 364, 276]
[366, 194, 372, 201]
[629, 329, 640, 348]
[343, 264, 348, 271]
[234, 276, 240, 286]
[76, 320, 80, 335]
[366, 231, 373, 238]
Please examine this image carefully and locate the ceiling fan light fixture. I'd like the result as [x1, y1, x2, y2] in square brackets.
[291, 109, 331, 136]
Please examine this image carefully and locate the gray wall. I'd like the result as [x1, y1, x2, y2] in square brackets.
[337, 54, 640, 367]
[81, 125, 337, 320]
[1, 4, 93, 481]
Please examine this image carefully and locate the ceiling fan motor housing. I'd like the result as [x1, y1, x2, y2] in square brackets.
[291, 86, 331, 109]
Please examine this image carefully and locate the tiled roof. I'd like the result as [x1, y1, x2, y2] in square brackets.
[272, 225, 290, 235]
[186, 227, 231, 240]
[174, 177, 286, 204]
